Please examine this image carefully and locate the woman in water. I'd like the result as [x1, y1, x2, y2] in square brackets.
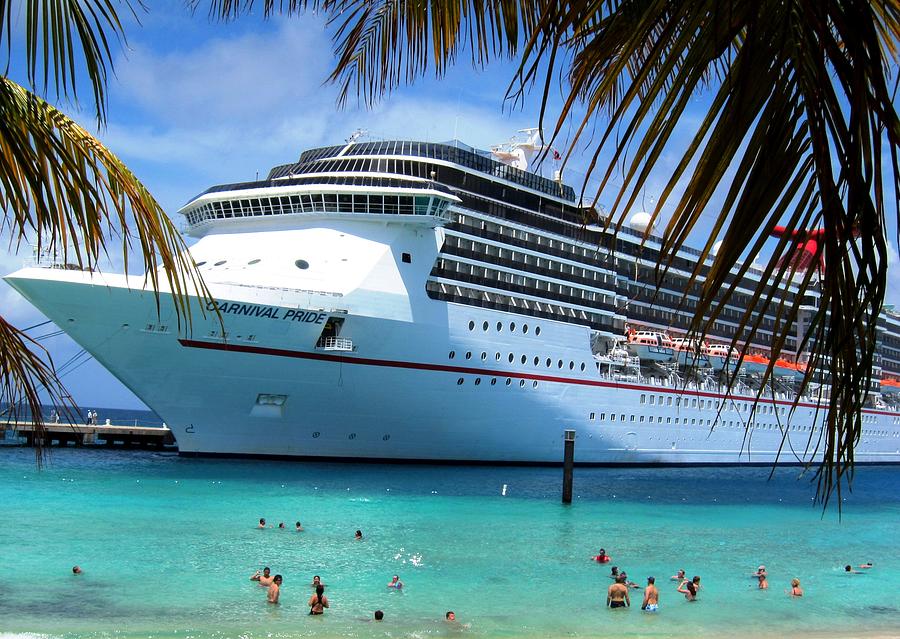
[678, 576, 700, 601]
[308, 584, 329, 614]
[789, 578, 803, 597]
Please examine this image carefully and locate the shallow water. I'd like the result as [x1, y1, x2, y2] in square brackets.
[0, 448, 898, 638]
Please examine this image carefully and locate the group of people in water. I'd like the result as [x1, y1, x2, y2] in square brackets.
[593, 548, 873, 610]
[251, 518, 463, 625]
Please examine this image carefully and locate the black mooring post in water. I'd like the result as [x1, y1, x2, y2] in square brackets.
[562, 429, 575, 504]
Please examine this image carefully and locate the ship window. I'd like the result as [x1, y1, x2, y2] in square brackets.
[508, 353, 514, 363]
[667, 417, 672, 424]
[649, 396, 655, 405]
[214, 260, 227, 266]
[558, 360, 563, 369]
[491, 378, 497, 386]
[569, 361, 575, 370]
[590, 412, 595, 420]
[449, 351, 455, 359]
[402, 252, 411, 263]
[295, 259, 310, 269]
[533, 356, 540, 366]
[580, 363, 586, 371]
[506, 378, 512, 386]
[641, 394, 646, 404]
[495, 352, 501, 361]
[621, 414, 626, 421]
[457, 378, 464, 385]
[248, 259, 261, 265]
[483, 321, 489, 331]
[465, 352, 472, 360]
[521, 355, 527, 364]
[520, 380, 526, 387]
[533, 381, 538, 388]
[546, 358, 552, 367]
[195, 261, 207, 267]
[474, 378, 481, 386]
[481, 352, 487, 361]
[523, 324, 529, 334]
[600, 413, 605, 420]
[468, 321, 475, 331]
[496, 322, 503, 332]
[510, 322, 516, 332]
[535, 326, 541, 336]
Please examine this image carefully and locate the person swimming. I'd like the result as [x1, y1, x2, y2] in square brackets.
[258, 518, 267, 529]
[593, 548, 611, 563]
[845, 565, 864, 574]
[374, 610, 384, 621]
[641, 576, 659, 612]
[671, 569, 685, 581]
[295, 521, 304, 532]
[609, 566, 620, 580]
[308, 584, 329, 614]
[311, 575, 327, 588]
[789, 578, 803, 597]
[446, 611, 456, 622]
[678, 576, 700, 601]
[387, 575, 403, 589]
[278, 522, 285, 529]
[757, 573, 769, 590]
[72, 565, 82, 575]
[355, 530, 363, 540]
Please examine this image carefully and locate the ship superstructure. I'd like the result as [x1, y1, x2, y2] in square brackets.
[6, 132, 900, 463]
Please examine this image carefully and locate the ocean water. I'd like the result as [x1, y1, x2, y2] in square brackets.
[0, 449, 898, 639]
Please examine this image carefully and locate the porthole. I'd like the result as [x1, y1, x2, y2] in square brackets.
[449, 351, 455, 359]
[214, 260, 227, 266]
[468, 321, 475, 331]
[506, 378, 512, 386]
[533, 381, 538, 388]
[533, 356, 540, 366]
[195, 261, 207, 267]
[558, 359, 564, 369]
[348, 433, 357, 440]
[521, 355, 527, 364]
[519, 380, 526, 387]
[457, 378, 464, 385]
[535, 326, 541, 336]
[508, 353, 514, 363]
[248, 259, 261, 265]
[496, 322, 503, 332]
[510, 322, 516, 332]
[382, 434, 391, 441]
[569, 361, 575, 370]
[523, 324, 529, 334]
[312, 431, 320, 438]
[495, 352, 501, 361]
[481, 352, 487, 361]
[490, 378, 497, 386]
[482, 321, 489, 331]
[580, 362, 586, 371]
[474, 378, 481, 386]
[546, 358, 552, 367]
[465, 352, 472, 360]
[294, 259, 310, 269]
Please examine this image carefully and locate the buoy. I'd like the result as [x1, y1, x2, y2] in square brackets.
[501, 484, 508, 496]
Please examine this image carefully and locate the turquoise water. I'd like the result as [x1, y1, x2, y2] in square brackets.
[1, 449, 898, 639]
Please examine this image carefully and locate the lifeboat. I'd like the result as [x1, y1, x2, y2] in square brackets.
[880, 377, 900, 395]
[741, 353, 770, 375]
[625, 330, 674, 362]
[671, 337, 711, 368]
[703, 342, 739, 372]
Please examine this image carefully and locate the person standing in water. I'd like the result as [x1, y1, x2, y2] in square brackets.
[308, 584, 329, 614]
[607, 575, 630, 608]
[387, 575, 404, 589]
[789, 578, 803, 597]
[267, 575, 283, 604]
[641, 577, 659, 612]
[757, 573, 769, 590]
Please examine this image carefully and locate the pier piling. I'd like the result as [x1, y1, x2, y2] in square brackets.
[562, 429, 575, 504]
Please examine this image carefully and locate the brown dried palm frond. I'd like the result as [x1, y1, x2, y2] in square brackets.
[208, 0, 900, 505]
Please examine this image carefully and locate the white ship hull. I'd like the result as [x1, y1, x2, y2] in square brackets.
[7, 266, 900, 465]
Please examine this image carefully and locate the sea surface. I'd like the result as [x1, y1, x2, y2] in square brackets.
[1, 448, 898, 639]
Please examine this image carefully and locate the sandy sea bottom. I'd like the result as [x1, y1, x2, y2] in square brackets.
[0, 449, 898, 639]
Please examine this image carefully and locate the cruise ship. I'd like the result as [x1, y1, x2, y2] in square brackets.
[6, 130, 900, 464]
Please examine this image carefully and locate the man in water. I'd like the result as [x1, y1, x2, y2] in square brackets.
[641, 577, 659, 612]
[620, 572, 641, 589]
[295, 521, 304, 532]
[609, 566, 619, 580]
[607, 574, 630, 608]
[593, 548, 611, 563]
[387, 575, 403, 589]
[445, 611, 456, 622]
[845, 565, 864, 574]
[72, 566, 82, 575]
[278, 522, 285, 529]
[252, 567, 273, 586]
[355, 530, 363, 540]
[267, 575, 282, 604]
[258, 518, 267, 529]
[758, 572, 769, 589]
[752, 565, 767, 578]
[670, 569, 685, 581]
[374, 610, 384, 621]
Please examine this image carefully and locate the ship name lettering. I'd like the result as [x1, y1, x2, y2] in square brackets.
[207, 300, 326, 324]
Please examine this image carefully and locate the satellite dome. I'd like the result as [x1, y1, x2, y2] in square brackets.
[627, 211, 654, 233]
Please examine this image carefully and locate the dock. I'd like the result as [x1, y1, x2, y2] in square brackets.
[1, 421, 177, 450]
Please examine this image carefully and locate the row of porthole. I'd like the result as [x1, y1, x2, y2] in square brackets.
[449, 350, 586, 372]
[311, 432, 391, 441]
[467, 320, 541, 336]
[456, 377, 539, 389]
[195, 259, 310, 269]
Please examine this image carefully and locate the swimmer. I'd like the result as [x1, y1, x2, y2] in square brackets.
[355, 529, 363, 540]
[387, 575, 404, 589]
[621, 572, 641, 589]
[752, 565, 767, 578]
[757, 573, 768, 590]
[446, 611, 456, 622]
[258, 518, 267, 529]
[845, 565, 864, 574]
[859, 562, 873, 569]
[607, 574, 630, 608]
[308, 584, 329, 614]
[671, 569, 685, 581]
[295, 521, 304, 532]
[311, 575, 327, 588]
[593, 548, 611, 563]
[678, 576, 700, 601]
[278, 522, 285, 529]
[374, 610, 384, 621]
[609, 566, 620, 580]
[789, 578, 803, 597]
[251, 567, 272, 583]
[267, 575, 283, 604]
[641, 577, 659, 612]
[72, 565, 82, 575]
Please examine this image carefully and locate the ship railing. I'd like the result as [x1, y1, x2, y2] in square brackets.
[23, 245, 89, 270]
[316, 336, 354, 352]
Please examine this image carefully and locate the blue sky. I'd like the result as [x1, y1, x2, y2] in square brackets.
[2, 2, 898, 409]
